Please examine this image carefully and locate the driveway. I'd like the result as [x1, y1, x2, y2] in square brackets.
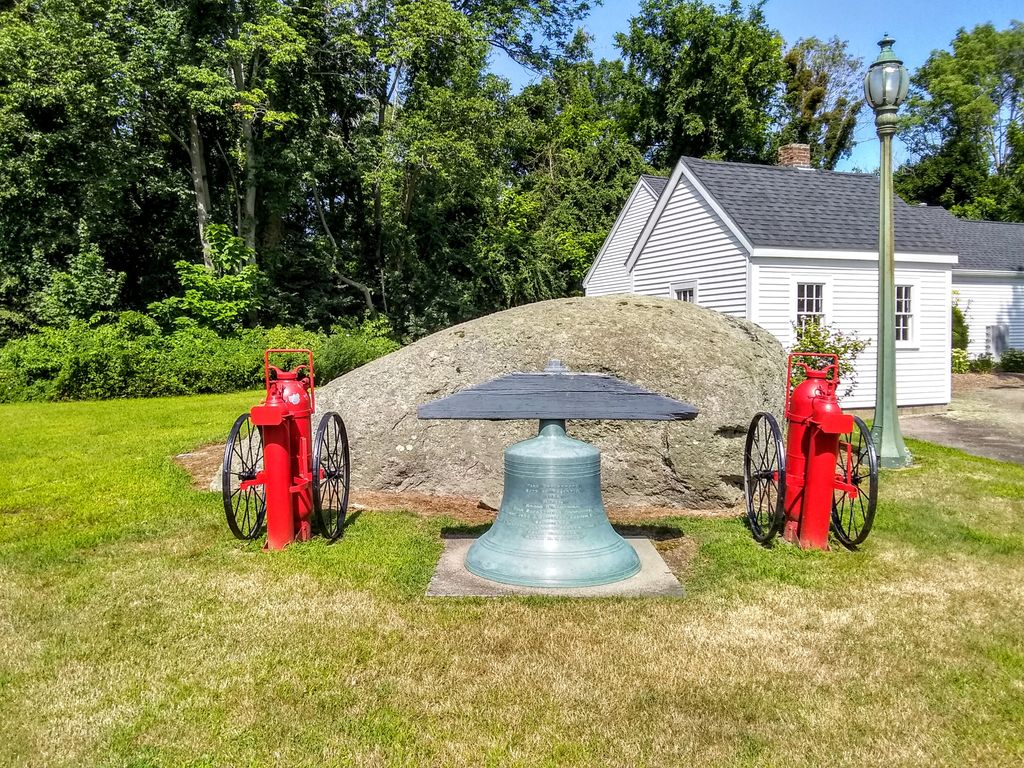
[901, 373, 1024, 465]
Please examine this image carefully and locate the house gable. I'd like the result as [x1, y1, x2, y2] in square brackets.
[624, 158, 754, 274]
[681, 157, 957, 255]
[626, 161, 750, 317]
[582, 178, 660, 294]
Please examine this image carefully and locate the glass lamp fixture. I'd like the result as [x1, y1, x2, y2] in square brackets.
[864, 35, 909, 115]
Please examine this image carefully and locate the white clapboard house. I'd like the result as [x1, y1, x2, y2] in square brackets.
[583, 146, 1024, 409]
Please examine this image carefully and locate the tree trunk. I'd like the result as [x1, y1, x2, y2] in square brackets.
[187, 110, 214, 269]
[312, 184, 376, 314]
[262, 211, 283, 254]
[230, 55, 258, 263]
[214, 139, 242, 235]
[241, 116, 258, 261]
[370, 61, 403, 316]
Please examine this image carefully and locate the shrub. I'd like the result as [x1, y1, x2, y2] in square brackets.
[791, 320, 870, 399]
[148, 261, 263, 334]
[998, 348, 1024, 373]
[35, 221, 125, 326]
[147, 225, 264, 334]
[952, 348, 969, 374]
[951, 301, 969, 350]
[969, 354, 995, 374]
[0, 313, 400, 403]
[315, 317, 400, 382]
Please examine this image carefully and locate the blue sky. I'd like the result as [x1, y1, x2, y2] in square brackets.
[489, 0, 1022, 172]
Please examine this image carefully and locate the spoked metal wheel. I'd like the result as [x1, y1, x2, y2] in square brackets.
[313, 412, 351, 541]
[831, 415, 879, 549]
[743, 412, 787, 544]
[222, 413, 266, 540]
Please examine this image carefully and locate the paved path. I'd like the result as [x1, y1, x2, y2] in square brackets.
[901, 374, 1024, 465]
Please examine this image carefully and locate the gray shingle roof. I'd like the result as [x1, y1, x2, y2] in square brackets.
[640, 174, 668, 196]
[681, 157, 958, 255]
[943, 218, 1024, 272]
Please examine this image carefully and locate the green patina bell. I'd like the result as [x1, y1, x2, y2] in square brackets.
[465, 419, 640, 588]
[417, 360, 698, 590]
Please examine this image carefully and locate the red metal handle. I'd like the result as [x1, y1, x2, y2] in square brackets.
[264, 349, 316, 410]
[785, 352, 839, 417]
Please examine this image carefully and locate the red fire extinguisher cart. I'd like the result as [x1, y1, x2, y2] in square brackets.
[221, 349, 351, 548]
[742, 353, 879, 550]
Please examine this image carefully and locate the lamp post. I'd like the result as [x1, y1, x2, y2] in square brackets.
[864, 35, 912, 468]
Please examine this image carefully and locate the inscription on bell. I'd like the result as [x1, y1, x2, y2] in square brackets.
[464, 419, 641, 587]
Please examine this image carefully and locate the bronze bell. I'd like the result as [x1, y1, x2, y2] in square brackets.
[418, 360, 698, 589]
[465, 419, 640, 587]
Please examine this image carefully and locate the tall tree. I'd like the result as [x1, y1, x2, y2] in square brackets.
[0, 0, 189, 339]
[615, 0, 784, 168]
[896, 22, 1024, 220]
[107, 0, 305, 266]
[777, 36, 863, 170]
[479, 32, 649, 306]
[294, 0, 594, 334]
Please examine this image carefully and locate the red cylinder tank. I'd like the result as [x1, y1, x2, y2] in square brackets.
[247, 350, 317, 550]
[782, 355, 853, 550]
[250, 385, 295, 550]
[279, 376, 314, 542]
[783, 371, 827, 543]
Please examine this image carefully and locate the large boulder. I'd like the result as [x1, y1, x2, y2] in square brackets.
[316, 296, 785, 509]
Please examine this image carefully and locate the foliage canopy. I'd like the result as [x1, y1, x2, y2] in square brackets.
[1, 1, 1019, 390]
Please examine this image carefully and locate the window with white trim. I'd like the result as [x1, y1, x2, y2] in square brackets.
[670, 280, 697, 303]
[895, 285, 912, 342]
[796, 283, 824, 326]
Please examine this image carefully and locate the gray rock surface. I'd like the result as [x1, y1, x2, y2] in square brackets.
[315, 296, 786, 509]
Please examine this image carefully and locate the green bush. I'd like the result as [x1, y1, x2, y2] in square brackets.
[951, 302, 969, 350]
[998, 348, 1024, 373]
[0, 313, 400, 403]
[35, 221, 126, 326]
[791, 320, 870, 399]
[315, 317, 400, 382]
[969, 354, 995, 374]
[952, 348, 970, 374]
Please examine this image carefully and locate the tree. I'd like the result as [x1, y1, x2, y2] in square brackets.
[0, 0, 189, 339]
[291, 0, 594, 335]
[35, 222, 125, 326]
[615, 0, 784, 168]
[777, 36, 863, 170]
[479, 32, 649, 306]
[896, 22, 1024, 221]
[106, 0, 306, 266]
[4, 0, 718, 346]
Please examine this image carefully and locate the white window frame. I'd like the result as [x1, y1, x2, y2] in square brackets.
[669, 279, 699, 304]
[792, 279, 830, 328]
[894, 278, 920, 349]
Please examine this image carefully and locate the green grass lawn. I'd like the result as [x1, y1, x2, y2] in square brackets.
[1, 394, 1022, 767]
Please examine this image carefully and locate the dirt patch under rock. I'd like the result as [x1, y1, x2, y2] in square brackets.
[173, 443, 225, 490]
[174, 443, 740, 523]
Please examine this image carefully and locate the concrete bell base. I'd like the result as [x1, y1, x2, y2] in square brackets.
[426, 536, 683, 598]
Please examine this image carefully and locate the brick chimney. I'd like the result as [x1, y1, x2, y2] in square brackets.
[778, 143, 811, 168]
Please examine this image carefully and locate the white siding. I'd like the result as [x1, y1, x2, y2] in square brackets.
[584, 184, 657, 296]
[952, 274, 1024, 358]
[630, 175, 747, 316]
[752, 258, 952, 408]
